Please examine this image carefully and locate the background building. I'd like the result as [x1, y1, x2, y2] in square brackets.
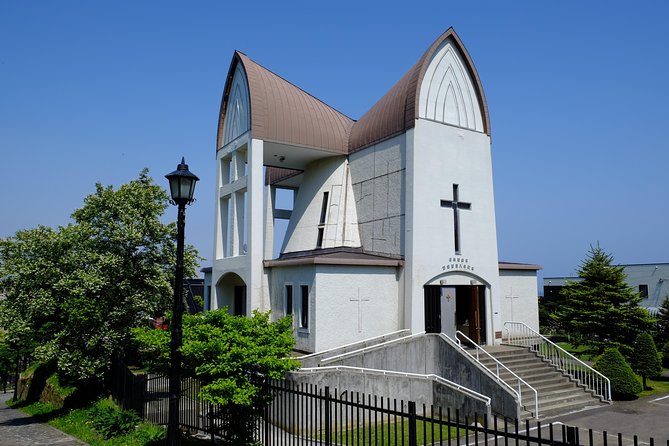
[544, 263, 669, 315]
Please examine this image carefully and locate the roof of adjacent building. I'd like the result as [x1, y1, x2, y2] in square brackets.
[218, 28, 490, 156]
[498, 262, 543, 271]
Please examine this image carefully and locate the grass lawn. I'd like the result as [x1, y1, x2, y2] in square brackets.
[319, 418, 463, 446]
[555, 342, 597, 362]
[639, 375, 669, 398]
[6, 398, 207, 446]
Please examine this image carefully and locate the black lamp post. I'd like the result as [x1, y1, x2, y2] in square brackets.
[165, 157, 199, 446]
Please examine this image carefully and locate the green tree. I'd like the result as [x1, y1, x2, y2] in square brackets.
[593, 347, 642, 400]
[655, 297, 669, 348]
[551, 245, 651, 356]
[631, 332, 662, 389]
[0, 170, 199, 384]
[133, 309, 300, 443]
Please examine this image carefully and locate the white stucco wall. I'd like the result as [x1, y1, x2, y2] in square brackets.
[266, 265, 317, 353]
[282, 156, 360, 253]
[406, 120, 501, 344]
[267, 264, 400, 353]
[211, 137, 268, 313]
[498, 270, 540, 332]
[314, 265, 400, 352]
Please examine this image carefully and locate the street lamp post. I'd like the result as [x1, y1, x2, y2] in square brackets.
[165, 157, 199, 446]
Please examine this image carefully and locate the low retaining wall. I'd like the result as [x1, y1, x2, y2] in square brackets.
[292, 333, 517, 419]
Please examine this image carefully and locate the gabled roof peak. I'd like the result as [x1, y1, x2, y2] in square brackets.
[217, 51, 354, 154]
[349, 28, 490, 152]
[218, 28, 489, 155]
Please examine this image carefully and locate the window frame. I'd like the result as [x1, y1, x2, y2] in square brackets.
[298, 284, 310, 331]
[284, 283, 293, 317]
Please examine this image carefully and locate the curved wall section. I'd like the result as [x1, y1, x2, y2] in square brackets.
[222, 64, 251, 146]
[419, 39, 484, 132]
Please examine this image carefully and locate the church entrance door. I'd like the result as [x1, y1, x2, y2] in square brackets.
[424, 284, 486, 344]
[455, 285, 486, 345]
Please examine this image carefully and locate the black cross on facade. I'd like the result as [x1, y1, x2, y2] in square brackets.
[440, 184, 471, 254]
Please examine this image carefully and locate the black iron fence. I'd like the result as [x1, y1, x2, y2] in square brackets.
[110, 364, 668, 446]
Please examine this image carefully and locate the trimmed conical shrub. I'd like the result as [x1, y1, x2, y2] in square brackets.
[593, 347, 642, 400]
[631, 332, 662, 388]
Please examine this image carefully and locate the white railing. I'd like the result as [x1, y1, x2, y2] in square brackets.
[319, 331, 426, 365]
[296, 365, 491, 414]
[297, 329, 411, 367]
[503, 322, 611, 402]
[454, 331, 539, 419]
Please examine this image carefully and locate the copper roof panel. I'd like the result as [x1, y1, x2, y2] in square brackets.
[218, 52, 354, 154]
[349, 28, 490, 152]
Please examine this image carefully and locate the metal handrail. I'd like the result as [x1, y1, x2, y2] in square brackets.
[454, 331, 539, 419]
[298, 329, 411, 361]
[503, 322, 611, 401]
[296, 365, 492, 414]
[319, 331, 426, 365]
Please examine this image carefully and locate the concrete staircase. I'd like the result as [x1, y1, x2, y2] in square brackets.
[477, 346, 608, 420]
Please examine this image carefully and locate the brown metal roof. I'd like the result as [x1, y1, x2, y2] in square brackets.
[348, 28, 490, 152]
[217, 52, 354, 154]
[265, 166, 302, 186]
[264, 248, 404, 268]
[218, 28, 489, 156]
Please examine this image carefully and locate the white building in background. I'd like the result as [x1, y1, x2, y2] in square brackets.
[207, 28, 541, 353]
[544, 263, 669, 315]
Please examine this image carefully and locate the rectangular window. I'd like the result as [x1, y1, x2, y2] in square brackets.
[285, 285, 293, 316]
[319, 192, 329, 224]
[300, 285, 309, 329]
[316, 228, 324, 249]
[639, 284, 649, 298]
[316, 191, 329, 249]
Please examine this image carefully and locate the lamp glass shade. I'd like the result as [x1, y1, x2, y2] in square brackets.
[165, 158, 199, 204]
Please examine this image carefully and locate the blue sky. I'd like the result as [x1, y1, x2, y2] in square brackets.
[2, 1, 668, 281]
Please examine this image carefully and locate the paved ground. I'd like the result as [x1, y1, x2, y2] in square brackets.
[0, 391, 87, 446]
[541, 392, 669, 446]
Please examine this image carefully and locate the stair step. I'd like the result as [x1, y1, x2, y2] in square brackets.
[480, 358, 545, 369]
[521, 382, 579, 395]
[479, 345, 605, 421]
[494, 369, 563, 381]
[535, 399, 607, 420]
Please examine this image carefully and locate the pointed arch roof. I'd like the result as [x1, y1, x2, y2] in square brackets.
[348, 28, 490, 152]
[217, 51, 354, 154]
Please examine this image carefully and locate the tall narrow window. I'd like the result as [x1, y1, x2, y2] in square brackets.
[300, 285, 309, 329]
[319, 192, 329, 224]
[316, 228, 324, 249]
[285, 285, 293, 316]
[233, 286, 246, 316]
[316, 191, 329, 249]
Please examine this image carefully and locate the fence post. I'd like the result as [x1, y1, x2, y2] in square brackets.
[566, 425, 579, 446]
[209, 403, 215, 444]
[134, 373, 147, 418]
[324, 386, 332, 446]
[408, 401, 418, 446]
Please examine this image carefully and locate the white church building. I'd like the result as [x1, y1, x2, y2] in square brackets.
[206, 28, 540, 354]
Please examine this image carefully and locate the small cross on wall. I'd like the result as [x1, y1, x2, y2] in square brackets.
[350, 288, 371, 333]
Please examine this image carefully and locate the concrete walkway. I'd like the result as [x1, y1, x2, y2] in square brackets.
[0, 391, 87, 446]
[540, 391, 669, 445]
